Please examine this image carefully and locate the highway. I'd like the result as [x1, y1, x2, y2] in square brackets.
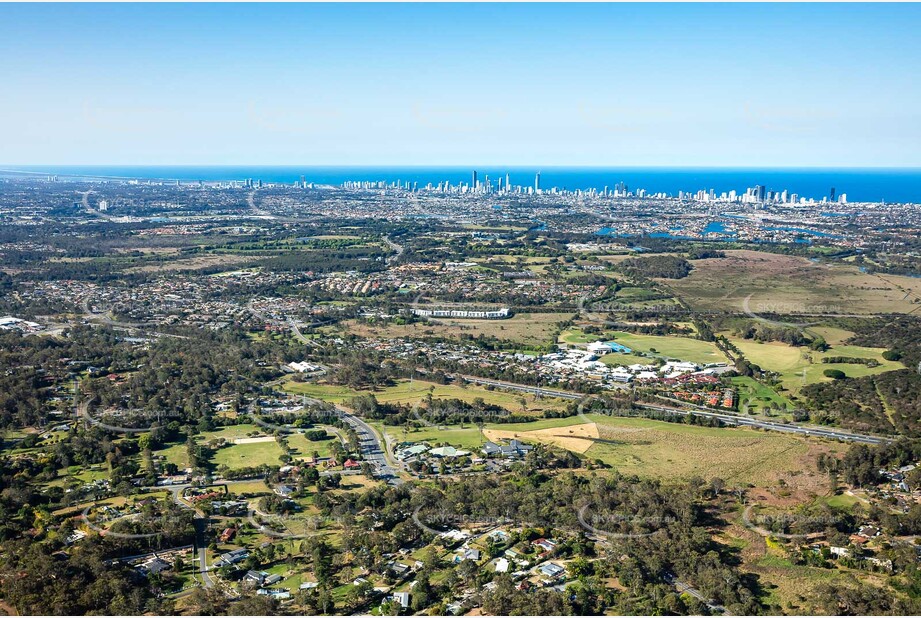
[382, 235, 404, 264]
[79, 189, 116, 222]
[334, 405, 402, 484]
[455, 375, 889, 445]
[246, 189, 273, 218]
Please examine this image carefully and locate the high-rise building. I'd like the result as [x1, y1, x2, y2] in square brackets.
[829, 187, 836, 202]
[535, 171, 541, 192]
[472, 171, 477, 190]
[505, 173, 510, 193]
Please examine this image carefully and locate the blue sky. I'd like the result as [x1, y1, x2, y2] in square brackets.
[1, 3, 920, 166]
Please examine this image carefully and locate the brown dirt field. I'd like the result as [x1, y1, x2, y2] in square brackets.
[483, 422, 600, 454]
[125, 254, 251, 273]
[665, 249, 921, 314]
[596, 252, 677, 264]
[343, 312, 573, 348]
[747, 442, 840, 508]
[603, 576, 628, 592]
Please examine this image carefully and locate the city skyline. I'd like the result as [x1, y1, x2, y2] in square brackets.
[2, 3, 920, 167]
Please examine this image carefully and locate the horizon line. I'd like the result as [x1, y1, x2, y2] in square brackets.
[4, 164, 921, 171]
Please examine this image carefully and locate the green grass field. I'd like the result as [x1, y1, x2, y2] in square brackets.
[559, 330, 598, 344]
[821, 492, 866, 509]
[155, 443, 191, 469]
[731, 376, 795, 414]
[387, 413, 826, 485]
[212, 440, 286, 470]
[467, 414, 837, 486]
[727, 336, 904, 391]
[287, 431, 339, 459]
[806, 326, 856, 346]
[387, 424, 488, 450]
[582, 415, 827, 484]
[585, 330, 728, 365]
[283, 378, 564, 412]
[385, 416, 588, 451]
[226, 480, 271, 495]
[200, 423, 264, 443]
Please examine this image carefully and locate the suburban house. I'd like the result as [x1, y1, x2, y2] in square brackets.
[215, 548, 249, 567]
[532, 538, 558, 553]
[139, 556, 172, 577]
[392, 591, 410, 608]
[538, 562, 566, 579]
[245, 570, 269, 586]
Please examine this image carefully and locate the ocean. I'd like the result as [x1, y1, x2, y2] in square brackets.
[4, 166, 921, 204]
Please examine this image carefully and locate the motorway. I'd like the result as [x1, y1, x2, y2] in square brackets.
[382, 235, 404, 264]
[456, 375, 889, 445]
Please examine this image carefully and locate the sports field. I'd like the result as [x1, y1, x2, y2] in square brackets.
[589, 330, 728, 364]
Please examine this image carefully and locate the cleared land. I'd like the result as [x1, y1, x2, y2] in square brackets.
[389, 424, 488, 450]
[467, 414, 841, 487]
[666, 249, 921, 314]
[200, 423, 265, 442]
[485, 422, 600, 454]
[806, 326, 857, 346]
[155, 443, 191, 469]
[731, 376, 795, 414]
[343, 312, 573, 349]
[386, 416, 596, 452]
[287, 432, 339, 459]
[727, 336, 904, 391]
[283, 378, 566, 413]
[124, 253, 252, 273]
[212, 440, 286, 470]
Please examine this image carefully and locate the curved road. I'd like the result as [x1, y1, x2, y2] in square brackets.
[383, 235, 404, 264]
